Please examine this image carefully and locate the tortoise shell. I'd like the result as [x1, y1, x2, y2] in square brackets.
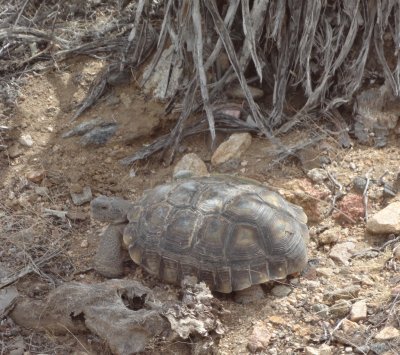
[123, 176, 309, 293]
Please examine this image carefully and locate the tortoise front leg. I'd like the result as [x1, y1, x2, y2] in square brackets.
[94, 224, 125, 278]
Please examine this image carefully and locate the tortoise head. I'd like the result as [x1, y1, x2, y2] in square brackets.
[90, 195, 131, 223]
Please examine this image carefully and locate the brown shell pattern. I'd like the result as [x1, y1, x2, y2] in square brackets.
[123, 176, 309, 293]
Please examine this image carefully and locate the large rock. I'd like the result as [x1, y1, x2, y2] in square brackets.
[211, 133, 252, 166]
[366, 202, 400, 234]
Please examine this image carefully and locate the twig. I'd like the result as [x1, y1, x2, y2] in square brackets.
[351, 235, 400, 259]
[0, 249, 62, 289]
[13, 0, 30, 26]
[363, 170, 372, 221]
[326, 171, 346, 216]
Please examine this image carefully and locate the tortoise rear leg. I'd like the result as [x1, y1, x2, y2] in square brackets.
[94, 224, 125, 278]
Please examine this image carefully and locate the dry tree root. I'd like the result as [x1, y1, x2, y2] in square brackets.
[2, 1, 400, 163]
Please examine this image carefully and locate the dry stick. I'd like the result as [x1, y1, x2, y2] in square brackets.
[351, 235, 400, 259]
[13, 0, 30, 26]
[362, 169, 372, 222]
[0, 249, 62, 289]
[326, 171, 347, 218]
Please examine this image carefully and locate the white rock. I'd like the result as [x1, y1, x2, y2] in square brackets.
[366, 202, 400, 234]
[18, 134, 34, 147]
[211, 133, 252, 166]
[349, 300, 367, 322]
[173, 153, 208, 178]
[307, 168, 328, 183]
[80, 239, 89, 248]
[374, 326, 400, 341]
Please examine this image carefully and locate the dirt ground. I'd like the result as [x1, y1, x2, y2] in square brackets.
[1, 58, 399, 355]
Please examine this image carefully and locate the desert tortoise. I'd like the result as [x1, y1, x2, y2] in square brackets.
[91, 175, 309, 293]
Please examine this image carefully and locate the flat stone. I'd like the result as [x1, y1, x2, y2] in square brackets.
[367, 202, 400, 234]
[374, 326, 400, 341]
[70, 186, 92, 206]
[329, 242, 355, 265]
[18, 134, 34, 147]
[247, 321, 271, 353]
[318, 230, 339, 245]
[173, 153, 208, 178]
[324, 285, 361, 304]
[211, 133, 252, 166]
[271, 285, 292, 297]
[350, 300, 367, 322]
[80, 123, 117, 146]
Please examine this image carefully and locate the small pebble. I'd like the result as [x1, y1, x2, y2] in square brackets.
[18, 134, 34, 147]
[80, 240, 88, 248]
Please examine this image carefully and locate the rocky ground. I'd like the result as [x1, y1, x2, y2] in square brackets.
[0, 58, 399, 355]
